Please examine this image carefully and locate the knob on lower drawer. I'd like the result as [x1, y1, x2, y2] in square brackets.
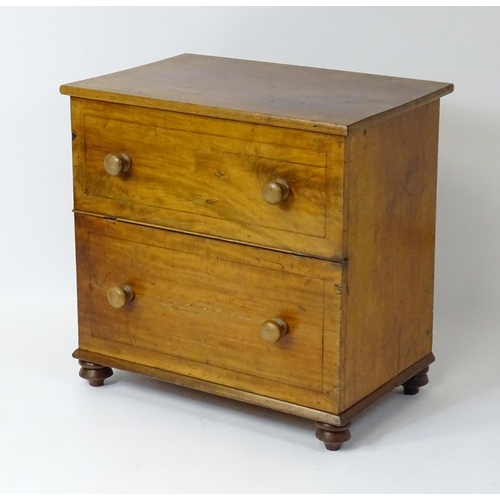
[104, 153, 132, 176]
[261, 178, 290, 205]
[107, 284, 135, 308]
[260, 317, 289, 343]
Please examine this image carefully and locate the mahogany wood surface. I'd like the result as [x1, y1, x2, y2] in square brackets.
[71, 98, 344, 260]
[73, 349, 433, 427]
[75, 213, 342, 412]
[340, 101, 440, 411]
[337, 353, 434, 425]
[61, 54, 453, 135]
[62, 54, 453, 449]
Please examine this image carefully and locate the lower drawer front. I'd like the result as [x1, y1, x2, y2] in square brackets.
[75, 214, 341, 411]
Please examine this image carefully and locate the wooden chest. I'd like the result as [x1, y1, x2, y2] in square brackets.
[60, 54, 453, 450]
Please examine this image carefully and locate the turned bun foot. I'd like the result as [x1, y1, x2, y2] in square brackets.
[78, 360, 113, 387]
[402, 366, 429, 395]
[315, 422, 351, 451]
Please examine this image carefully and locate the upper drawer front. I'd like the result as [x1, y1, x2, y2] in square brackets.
[71, 99, 344, 259]
[75, 214, 342, 411]
[85, 115, 326, 237]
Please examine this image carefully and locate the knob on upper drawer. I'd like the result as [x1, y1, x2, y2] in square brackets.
[261, 178, 290, 205]
[104, 153, 132, 176]
[107, 284, 135, 308]
[260, 317, 289, 343]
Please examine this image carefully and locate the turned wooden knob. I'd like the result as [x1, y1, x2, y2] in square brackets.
[107, 284, 135, 308]
[260, 317, 289, 343]
[104, 152, 132, 176]
[261, 178, 290, 205]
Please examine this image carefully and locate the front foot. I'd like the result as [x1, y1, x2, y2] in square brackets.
[315, 422, 351, 451]
[402, 366, 429, 395]
[78, 360, 113, 387]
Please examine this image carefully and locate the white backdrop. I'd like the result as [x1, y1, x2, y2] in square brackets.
[1, 7, 499, 493]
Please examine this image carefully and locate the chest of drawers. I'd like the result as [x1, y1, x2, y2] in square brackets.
[60, 54, 453, 450]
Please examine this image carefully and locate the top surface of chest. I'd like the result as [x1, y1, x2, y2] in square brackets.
[60, 53, 453, 134]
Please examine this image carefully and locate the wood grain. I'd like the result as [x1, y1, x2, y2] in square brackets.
[337, 353, 434, 424]
[60, 53, 453, 135]
[71, 99, 344, 260]
[75, 213, 342, 411]
[73, 348, 345, 425]
[340, 101, 440, 411]
[84, 115, 328, 238]
[72, 349, 434, 426]
[63, 56, 454, 445]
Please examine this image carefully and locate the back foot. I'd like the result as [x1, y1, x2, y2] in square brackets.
[402, 366, 429, 395]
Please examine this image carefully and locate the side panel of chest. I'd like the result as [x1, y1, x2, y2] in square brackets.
[340, 101, 440, 411]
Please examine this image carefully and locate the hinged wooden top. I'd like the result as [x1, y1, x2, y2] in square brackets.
[60, 54, 453, 135]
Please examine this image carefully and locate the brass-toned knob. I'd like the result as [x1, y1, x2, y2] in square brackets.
[261, 178, 290, 205]
[260, 317, 289, 343]
[104, 153, 132, 176]
[107, 284, 135, 308]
